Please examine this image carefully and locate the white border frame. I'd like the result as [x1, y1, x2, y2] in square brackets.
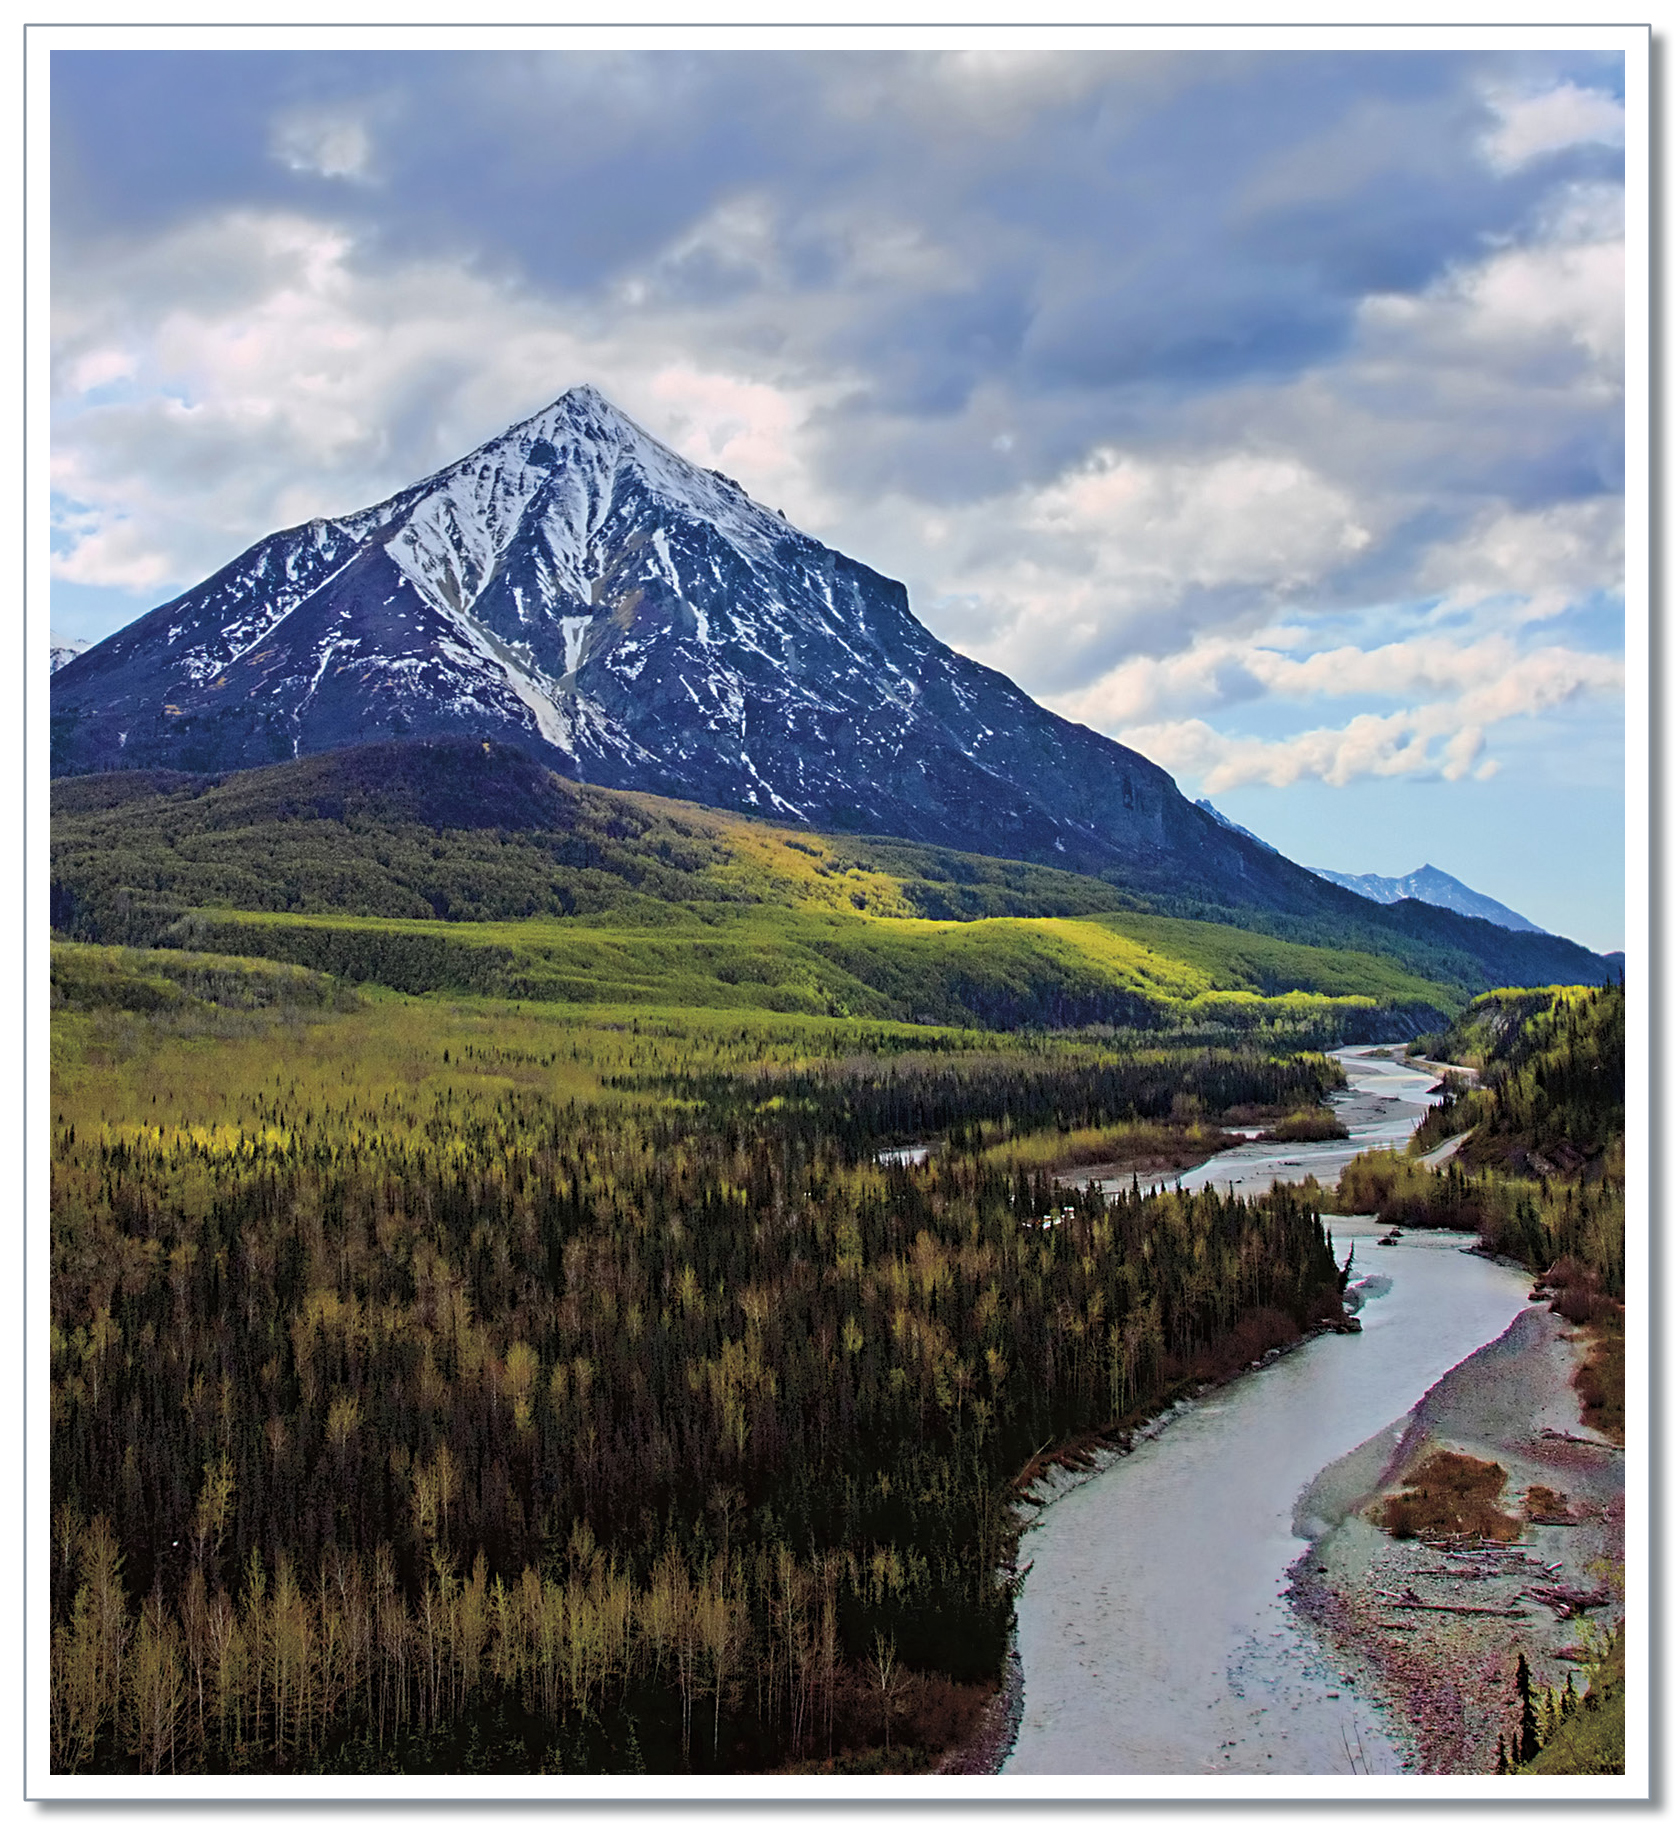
[21, 16, 1653, 1807]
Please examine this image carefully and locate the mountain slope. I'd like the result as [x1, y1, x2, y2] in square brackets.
[1311, 862, 1545, 933]
[50, 739, 1616, 996]
[50, 387, 1362, 914]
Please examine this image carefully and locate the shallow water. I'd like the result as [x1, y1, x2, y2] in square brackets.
[1179, 1043, 1446, 1198]
[1004, 1048, 1532, 1776]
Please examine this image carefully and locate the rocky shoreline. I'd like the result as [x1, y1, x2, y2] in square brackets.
[1285, 1303, 1624, 1772]
[936, 1648, 1025, 1774]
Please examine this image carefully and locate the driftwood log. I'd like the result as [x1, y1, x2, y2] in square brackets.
[1537, 1428, 1624, 1452]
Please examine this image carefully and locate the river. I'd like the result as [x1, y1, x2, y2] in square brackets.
[1003, 1046, 1532, 1777]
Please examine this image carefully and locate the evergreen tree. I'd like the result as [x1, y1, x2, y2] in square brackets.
[1516, 1654, 1541, 1764]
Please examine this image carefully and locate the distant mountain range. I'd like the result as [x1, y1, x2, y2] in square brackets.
[50, 385, 1614, 986]
[50, 631, 89, 674]
[1309, 863, 1545, 934]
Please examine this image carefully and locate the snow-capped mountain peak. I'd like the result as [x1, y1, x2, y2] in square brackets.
[52, 385, 1325, 904]
[385, 384, 790, 619]
[1309, 862, 1546, 934]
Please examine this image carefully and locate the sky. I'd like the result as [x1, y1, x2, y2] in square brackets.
[48, 44, 1630, 951]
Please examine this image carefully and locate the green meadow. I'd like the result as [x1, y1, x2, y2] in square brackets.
[51, 741, 1584, 1033]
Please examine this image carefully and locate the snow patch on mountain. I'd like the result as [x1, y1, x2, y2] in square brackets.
[50, 631, 90, 674]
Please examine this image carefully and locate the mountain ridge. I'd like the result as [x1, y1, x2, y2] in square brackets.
[1310, 862, 1545, 934]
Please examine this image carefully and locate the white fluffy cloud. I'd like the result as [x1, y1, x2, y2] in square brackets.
[1048, 630, 1610, 727]
[888, 447, 1373, 694]
[1112, 641, 1623, 792]
[1417, 498, 1624, 623]
[1482, 81, 1624, 172]
[1356, 181, 1624, 392]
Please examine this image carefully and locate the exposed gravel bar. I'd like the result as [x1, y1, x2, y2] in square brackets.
[1287, 1305, 1624, 1772]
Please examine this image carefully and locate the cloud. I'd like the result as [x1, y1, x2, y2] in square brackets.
[270, 108, 374, 181]
[1047, 624, 1623, 744]
[1112, 642, 1623, 791]
[1359, 182, 1624, 387]
[1417, 498, 1624, 622]
[895, 445, 1371, 695]
[1483, 80, 1624, 171]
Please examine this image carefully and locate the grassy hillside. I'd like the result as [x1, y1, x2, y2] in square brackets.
[51, 741, 1611, 1004]
[135, 899, 1453, 1041]
[52, 740, 1481, 1037]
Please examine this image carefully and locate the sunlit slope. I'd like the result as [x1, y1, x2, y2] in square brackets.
[51, 738, 1601, 1029]
[49, 745, 1147, 933]
[146, 896, 1453, 1035]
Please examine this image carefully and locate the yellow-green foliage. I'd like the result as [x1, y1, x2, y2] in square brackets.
[1430, 985, 1595, 1072]
[1333, 1149, 1623, 1295]
[148, 898, 1451, 1040]
[50, 947, 968, 1141]
[1518, 1631, 1626, 1775]
[1259, 1107, 1349, 1142]
[974, 1120, 1232, 1176]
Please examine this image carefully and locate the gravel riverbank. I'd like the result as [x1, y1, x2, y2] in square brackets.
[1286, 1301, 1624, 1772]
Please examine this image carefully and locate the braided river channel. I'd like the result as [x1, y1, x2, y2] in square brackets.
[1002, 1047, 1534, 1776]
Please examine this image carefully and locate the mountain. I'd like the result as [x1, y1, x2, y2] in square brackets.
[50, 631, 90, 674]
[1310, 863, 1545, 934]
[51, 386, 1348, 912]
[1195, 798, 1281, 855]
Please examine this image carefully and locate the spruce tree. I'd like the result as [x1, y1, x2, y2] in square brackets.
[1516, 1654, 1541, 1764]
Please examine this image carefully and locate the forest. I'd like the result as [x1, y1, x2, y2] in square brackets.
[51, 945, 1352, 1774]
